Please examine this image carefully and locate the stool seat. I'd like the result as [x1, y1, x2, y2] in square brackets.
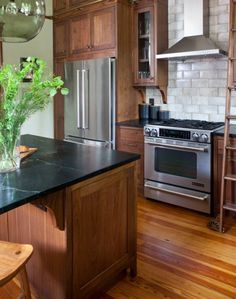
[0, 241, 33, 299]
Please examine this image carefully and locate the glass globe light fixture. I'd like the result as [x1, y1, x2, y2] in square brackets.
[0, 0, 45, 42]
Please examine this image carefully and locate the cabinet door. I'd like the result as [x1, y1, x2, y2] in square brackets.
[71, 165, 136, 298]
[133, 6, 155, 85]
[54, 21, 68, 58]
[69, 14, 91, 55]
[116, 127, 144, 195]
[91, 7, 116, 52]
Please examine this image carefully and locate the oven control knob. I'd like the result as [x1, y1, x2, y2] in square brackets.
[192, 132, 199, 141]
[144, 128, 151, 136]
[150, 129, 158, 137]
[201, 134, 209, 143]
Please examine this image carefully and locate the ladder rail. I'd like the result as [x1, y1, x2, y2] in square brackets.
[219, 0, 236, 232]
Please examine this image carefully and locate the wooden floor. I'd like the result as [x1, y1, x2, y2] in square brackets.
[103, 197, 236, 299]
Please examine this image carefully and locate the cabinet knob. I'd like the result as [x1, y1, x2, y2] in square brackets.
[87, 44, 90, 49]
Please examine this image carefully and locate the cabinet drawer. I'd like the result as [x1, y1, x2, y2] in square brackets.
[117, 127, 144, 143]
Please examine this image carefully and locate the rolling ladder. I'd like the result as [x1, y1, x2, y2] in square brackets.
[210, 0, 236, 232]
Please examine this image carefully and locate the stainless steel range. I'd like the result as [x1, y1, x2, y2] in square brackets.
[144, 119, 224, 214]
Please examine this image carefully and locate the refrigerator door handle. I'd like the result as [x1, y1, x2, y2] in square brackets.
[81, 69, 89, 129]
[76, 70, 81, 129]
[83, 69, 89, 129]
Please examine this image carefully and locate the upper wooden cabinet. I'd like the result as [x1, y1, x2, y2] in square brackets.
[54, 20, 68, 58]
[132, 0, 168, 100]
[53, 0, 138, 139]
[69, 7, 116, 57]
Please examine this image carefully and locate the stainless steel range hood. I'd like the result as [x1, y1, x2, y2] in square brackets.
[156, 0, 227, 60]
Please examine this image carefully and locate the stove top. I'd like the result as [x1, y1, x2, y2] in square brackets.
[149, 119, 224, 131]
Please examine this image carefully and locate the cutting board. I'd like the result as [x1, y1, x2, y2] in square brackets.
[19, 146, 38, 160]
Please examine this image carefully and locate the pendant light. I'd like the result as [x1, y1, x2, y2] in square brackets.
[0, 0, 45, 43]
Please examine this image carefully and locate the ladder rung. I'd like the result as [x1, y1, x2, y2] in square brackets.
[224, 174, 236, 181]
[229, 57, 236, 61]
[228, 86, 236, 90]
[231, 29, 236, 32]
[226, 115, 236, 120]
[223, 203, 236, 212]
[226, 146, 236, 151]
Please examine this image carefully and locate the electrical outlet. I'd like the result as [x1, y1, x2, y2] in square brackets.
[149, 98, 154, 105]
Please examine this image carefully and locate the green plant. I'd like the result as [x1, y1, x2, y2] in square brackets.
[0, 57, 68, 171]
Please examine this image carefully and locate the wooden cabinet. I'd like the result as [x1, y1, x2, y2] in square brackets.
[54, 0, 139, 139]
[53, 0, 67, 14]
[116, 126, 144, 195]
[132, 0, 168, 101]
[0, 163, 137, 299]
[69, 14, 91, 55]
[54, 20, 68, 58]
[69, 7, 116, 57]
[213, 136, 236, 215]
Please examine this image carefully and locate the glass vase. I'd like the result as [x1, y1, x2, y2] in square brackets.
[0, 133, 21, 173]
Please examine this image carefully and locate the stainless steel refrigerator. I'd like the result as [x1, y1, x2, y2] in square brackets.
[64, 57, 116, 149]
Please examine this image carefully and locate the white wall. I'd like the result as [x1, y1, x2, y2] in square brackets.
[2, 0, 54, 138]
[146, 0, 232, 122]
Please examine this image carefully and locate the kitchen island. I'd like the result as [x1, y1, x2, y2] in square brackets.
[0, 135, 139, 299]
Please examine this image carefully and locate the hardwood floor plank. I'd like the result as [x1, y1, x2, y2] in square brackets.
[137, 232, 236, 274]
[139, 218, 236, 265]
[105, 198, 236, 299]
[137, 259, 232, 299]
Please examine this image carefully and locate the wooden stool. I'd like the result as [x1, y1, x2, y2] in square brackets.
[0, 241, 33, 299]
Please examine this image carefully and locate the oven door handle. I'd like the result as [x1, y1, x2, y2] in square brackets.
[146, 142, 208, 152]
[145, 183, 208, 201]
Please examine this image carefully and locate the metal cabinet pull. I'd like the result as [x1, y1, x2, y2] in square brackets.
[76, 70, 81, 129]
[145, 183, 208, 201]
[146, 141, 208, 152]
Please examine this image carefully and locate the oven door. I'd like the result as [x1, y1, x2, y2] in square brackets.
[144, 138, 211, 192]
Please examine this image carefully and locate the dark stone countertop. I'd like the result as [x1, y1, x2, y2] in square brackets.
[0, 135, 140, 214]
[213, 125, 236, 138]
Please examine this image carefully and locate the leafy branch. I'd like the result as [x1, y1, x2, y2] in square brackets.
[0, 57, 68, 170]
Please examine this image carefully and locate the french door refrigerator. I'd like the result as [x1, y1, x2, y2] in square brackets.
[64, 57, 116, 149]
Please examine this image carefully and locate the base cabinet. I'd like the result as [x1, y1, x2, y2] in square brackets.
[213, 136, 236, 215]
[0, 163, 137, 299]
[116, 126, 144, 195]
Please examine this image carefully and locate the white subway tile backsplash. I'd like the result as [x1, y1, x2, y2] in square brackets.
[192, 79, 209, 88]
[192, 114, 210, 121]
[199, 105, 218, 114]
[176, 79, 191, 88]
[199, 88, 219, 97]
[183, 88, 200, 96]
[191, 96, 209, 105]
[209, 113, 225, 122]
[168, 88, 183, 96]
[175, 96, 192, 104]
[168, 104, 184, 112]
[208, 79, 227, 88]
[184, 105, 200, 113]
[145, 0, 229, 121]
[184, 71, 200, 79]
[208, 96, 226, 105]
[200, 71, 218, 79]
[177, 63, 192, 71]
